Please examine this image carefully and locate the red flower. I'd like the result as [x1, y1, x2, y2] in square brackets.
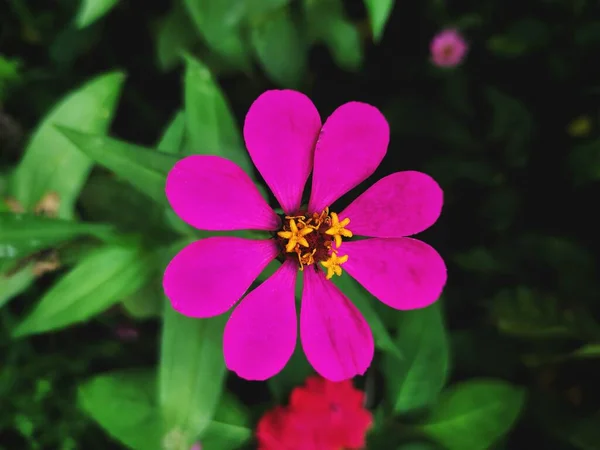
[257, 376, 372, 450]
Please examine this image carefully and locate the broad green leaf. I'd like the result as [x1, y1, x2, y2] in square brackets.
[384, 303, 449, 414]
[183, 0, 250, 69]
[418, 379, 526, 450]
[364, 0, 395, 42]
[250, 7, 307, 87]
[159, 302, 228, 443]
[156, 2, 199, 72]
[79, 370, 250, 450]
[0, 263, 35, 309]
[158, 110, 187, 154]
[12, 244, 153, 337]
[333, 273, 402, 360]
[58, 128, 179, 205]
[121, 280, 163, 319]
[75, 0, 119, 28]
[183, 55, 253, 175]
[305, 0, 363, 70]
[0, 212, 113, 268]
[78, 369, 161, 450]
[10, 72, 124, 219]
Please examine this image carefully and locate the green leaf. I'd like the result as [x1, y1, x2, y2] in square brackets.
[487, 19, 550, 57]
[58, 128, 179, 205]
[250, 7, 307, 87]
[158, 110, 187, 154]
[75, 0, 119, 28]
[0, 212, 113, 266]
[12, 244, 153, 338]
[201, 394, 252, 449]
[0, 263, 35, 309]
[155, 2, 199, 72]
[570, 139, 600, 184]
[183, 55, 253, 175]
[79, 369, 250, 450]
[159, 302, 228, 443]
[78, 369, 162, 450]
[305, 0, 363, 70]
[384, 303, 449, 414]
[183, 0, 250, 69]
[364, 0, 395, 42]
[121, 280, 164, 319]
[332, 273, 402, 360]
[10, 72, 124, 219]
[418, 379, 526, 450]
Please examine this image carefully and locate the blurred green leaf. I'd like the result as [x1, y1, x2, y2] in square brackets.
[159, 302, 228, 443]
[121, 280, 164, 319]
[158, 110, 187, 154]
[0, 213, 113, 269]
[156, 2, 199, 72]
[10, 72, 124, 219]
[75, 0, 119, 28]
[78, 369, 161, 450]
[58, 128, 179, 205]
[305, 0, 363, 71]
[384, 303, 449, 414]
[487, 18, 550, 57]
[250, 7, 306, 88]
[566, 410, 600, 450]
[491, 287, 574, 339]
[0, 55, 22, 100]
[396, 443, 442, 450]
[183, 0, 250, 69]
[418, 379, 526, 450]
[570, 139, 600, 184]
[201, 393, 252, 449]
[0, 263, 35, 309]
[12, 243, 153, 338]
[453, 247, 507, 274]
[364, 0, 395, 42]
[183, 55, 253, 175]
[333, 273, 402, 360]
[486, 87, 532, 167]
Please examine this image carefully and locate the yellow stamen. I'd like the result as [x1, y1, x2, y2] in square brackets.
[277, 219, 314, 252]
[321, 252, 349, 280]
[325, 212, 353, 248]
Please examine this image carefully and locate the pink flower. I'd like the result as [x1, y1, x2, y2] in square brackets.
[163, 90, 446, 382]
[430, 28, 468, 68]
[190, 443, 202, 450]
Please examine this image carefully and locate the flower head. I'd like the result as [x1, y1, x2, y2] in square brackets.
[430, 28, 468, 68]
[257, 376, 372, 450]
[163, 90, 446, 381]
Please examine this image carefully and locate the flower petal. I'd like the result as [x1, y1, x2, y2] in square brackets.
[308, 102, 389, 213]
[166, 155, 279, 231]
[343, 238, 446, 310]
[339, 171, 443, 238]
[300, 268, 374, 382]
[224, 260, 297, 381]
[244, 90, 321, 214]
[163, 237, 277, 318]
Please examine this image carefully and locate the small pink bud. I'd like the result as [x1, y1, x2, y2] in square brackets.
[190, 443, 202, 450]
[430, 28, 468, 68]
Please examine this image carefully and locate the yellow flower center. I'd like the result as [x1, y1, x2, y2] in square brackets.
[276, 208, 352, 278]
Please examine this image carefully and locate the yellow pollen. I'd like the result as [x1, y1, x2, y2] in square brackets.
[277, 219, 314, 252]
[321, 252, 349, 280]
[325, 212, 353, 248]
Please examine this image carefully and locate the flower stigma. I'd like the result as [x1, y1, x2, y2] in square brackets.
[276, 208, 352, 279]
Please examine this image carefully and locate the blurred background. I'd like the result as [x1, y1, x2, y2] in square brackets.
[2, 0, 600, 449]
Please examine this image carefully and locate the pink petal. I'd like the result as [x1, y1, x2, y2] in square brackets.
[308, 102, 389, 213]
[224, 260, 297, 380]
[343, 238, 446, 310]
[163, 237, 278, 318]
[166, 155, 279, 231]
[300, 268, 374, 381]
[243, 90, 321, 214]
[339, 171, 443, 238]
